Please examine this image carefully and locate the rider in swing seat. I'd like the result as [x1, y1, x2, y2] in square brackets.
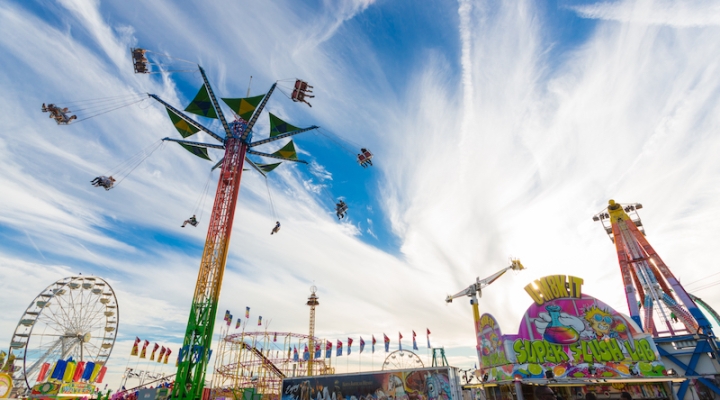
[182, 215, 198, 228]
[336, 201, 347, 219]
[91, 176, 115, 190]
[271, 221, 281, 235]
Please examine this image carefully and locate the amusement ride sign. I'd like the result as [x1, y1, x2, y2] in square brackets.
[478, 275, 666, 382]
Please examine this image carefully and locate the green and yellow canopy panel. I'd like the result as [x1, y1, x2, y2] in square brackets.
[184, 84, 218, 119]
[272, 141, 298, 160]
[258, 162, 281, 173]
[221, 94, 264, 121]
[269, 113, 301, 138]
[166, 108, 200, 138]
[178, 143, 211, 161]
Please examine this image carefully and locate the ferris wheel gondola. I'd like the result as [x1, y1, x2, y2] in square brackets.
[6, 276, 119, 396]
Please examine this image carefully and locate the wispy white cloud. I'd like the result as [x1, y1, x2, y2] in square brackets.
[572, 0, 720, 27]
[308, 160, 333, 181]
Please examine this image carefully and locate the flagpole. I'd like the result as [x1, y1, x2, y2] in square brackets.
[134, 341, 146, 387]
[122, 339, 137, 390]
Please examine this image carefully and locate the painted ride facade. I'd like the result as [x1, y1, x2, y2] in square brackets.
[474, 274, 700, 400]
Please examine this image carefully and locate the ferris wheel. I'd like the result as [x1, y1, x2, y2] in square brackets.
[7, 276, 119, 393]
[382, 350, 424, 371]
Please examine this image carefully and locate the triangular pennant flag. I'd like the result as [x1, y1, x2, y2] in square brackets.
[185, 84, 218, 119]
[178, 143, 211, 161]
[221, 94, 264, 121]
[271, 141, 298, 160]
[269, 113, 301, 138]
[166, 108, 200, 138]
[258, 162, 281, 173]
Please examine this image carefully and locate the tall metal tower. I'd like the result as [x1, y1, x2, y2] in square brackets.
[306, 286, 319, 376]
[592, 200, 712, 336]
[593, 200, 720, 399]
[146, 66, 316, 399]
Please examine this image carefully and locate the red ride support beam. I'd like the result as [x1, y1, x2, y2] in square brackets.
[174, 137, 247, 399]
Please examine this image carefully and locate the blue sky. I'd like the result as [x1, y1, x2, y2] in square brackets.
[2, 0, 720, 391]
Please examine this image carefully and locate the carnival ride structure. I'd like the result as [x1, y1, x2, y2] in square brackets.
[39, 47, 374, 399]
[211, 331, 334, 398]
[210, 287, 337, 399]
[592, 201, 713, 336]
[127, 51, 321, 399]
[5, 276, 118, 396]
[382, 350, 424, 371]
[445, 259, 524, 371]
[306, 287, 319, 377]
[593, 200, 720, 399]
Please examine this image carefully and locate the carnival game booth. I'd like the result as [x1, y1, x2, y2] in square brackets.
[29, 358, 107, 400]
[475, 275, 684, 400]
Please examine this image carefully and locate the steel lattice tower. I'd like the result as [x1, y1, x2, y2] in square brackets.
[306, 286, 319, 376]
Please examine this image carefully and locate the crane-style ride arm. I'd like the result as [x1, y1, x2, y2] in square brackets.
[446, 259, 525, 303]
[446, 258, 524, 391]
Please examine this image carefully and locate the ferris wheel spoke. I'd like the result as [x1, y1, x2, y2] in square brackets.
[65, 288, 84, 332]
[49, 294, 76, 332]
[81, 341, 102, 360]
[37, 311, 72, 333]
[79, 307, 106, 332]
[78, 291, 106, 333]
[60, 340, 81, 360]
[25, 338, 63, 378]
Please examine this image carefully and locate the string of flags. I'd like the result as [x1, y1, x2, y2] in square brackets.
[128, 338, 173, 364]
[218, 309, 433, 361]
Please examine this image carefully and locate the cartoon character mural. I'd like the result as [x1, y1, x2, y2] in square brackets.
[425, 372, 451, 400]
[478, 314, 510, 373]
[479, 275, 666, 382]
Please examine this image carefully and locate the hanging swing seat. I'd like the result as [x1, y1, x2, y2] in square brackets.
[131, 48, 149, 74]
[291, 79, 314, 107]
[91, 176, 116, 191]
[357, 149, 373, 167]
[42, 103, 77, 125]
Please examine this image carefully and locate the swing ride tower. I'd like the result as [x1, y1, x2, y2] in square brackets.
[143, 65, 316, 399]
